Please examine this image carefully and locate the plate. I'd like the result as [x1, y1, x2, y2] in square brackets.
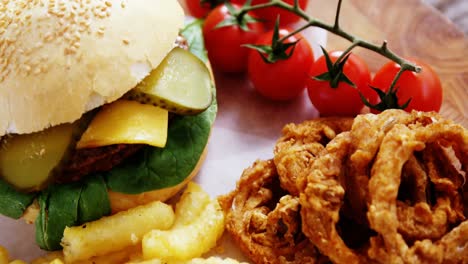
[1, 0, 467, 262]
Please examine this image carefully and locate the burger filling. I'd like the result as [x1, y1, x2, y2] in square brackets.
[0, 32, 212, 191]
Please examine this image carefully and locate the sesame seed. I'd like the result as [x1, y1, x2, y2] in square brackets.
[21, 64, 31, 72]
[1, 0, 116, 76]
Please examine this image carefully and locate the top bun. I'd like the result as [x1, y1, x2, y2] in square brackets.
[0, 0, 184, 136]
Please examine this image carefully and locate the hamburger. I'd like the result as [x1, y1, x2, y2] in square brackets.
[0, 0, 215, 251]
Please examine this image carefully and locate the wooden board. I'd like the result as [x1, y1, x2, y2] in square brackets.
[425, 0, 468, 34]
[310, 0, 468, 127]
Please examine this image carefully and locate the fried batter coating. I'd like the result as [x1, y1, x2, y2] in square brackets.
[367, 120, 468, 263]
[223, 110, 467, 264]
[395, 141, 467, 242]
[344, 110, 444, 226]
[219, 160, 326, 264]
[274, 118, 353, 196]
[298, 132, 373, 264]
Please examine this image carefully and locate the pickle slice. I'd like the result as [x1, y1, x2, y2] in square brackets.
[126, 47, 213, 115]
[0, 124, 77, 191]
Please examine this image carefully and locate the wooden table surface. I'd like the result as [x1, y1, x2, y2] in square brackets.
[311, 0, 468, 127]
[424, 0, 468, 33]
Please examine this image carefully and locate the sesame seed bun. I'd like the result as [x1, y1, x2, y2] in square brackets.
[0, 0, 184, 136]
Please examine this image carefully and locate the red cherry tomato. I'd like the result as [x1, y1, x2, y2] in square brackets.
[203, 4, 264, 73]
[232, 0, 309, 27]
[247, 28, 314, 101]
[370, 59, 443, 112]
[185, 0, 212, 18]
[306, 51, 373, 116]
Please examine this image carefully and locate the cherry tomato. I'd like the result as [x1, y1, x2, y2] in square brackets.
[247, 28, 314, 101]
[185, 0, 211, 18]
[185, 0, 224, 18]
[370, 59, 443, 112]
[232, 0, 309, 27]
[306, 51, 373, 116]
[203, 4, 264, 73]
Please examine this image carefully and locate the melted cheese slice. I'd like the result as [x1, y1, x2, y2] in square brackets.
[77, 100, 168, 149]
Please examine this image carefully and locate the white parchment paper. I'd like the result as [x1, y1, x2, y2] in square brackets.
[0, 25, 326, 262]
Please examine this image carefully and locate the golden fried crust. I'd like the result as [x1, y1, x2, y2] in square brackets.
[274, 117, 353, 196]
[219, 160, 326, 264]
[299, 132, 372, 264]
[367, 120, 468, 263]
[344, 110, 445, 226]
[395, 143, 465, 242]
[224, 110, 468, 264]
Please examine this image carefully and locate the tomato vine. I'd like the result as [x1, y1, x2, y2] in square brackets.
[236, 0, 422, 96]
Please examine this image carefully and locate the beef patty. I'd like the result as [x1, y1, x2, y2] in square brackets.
[58, 144, 143, 183]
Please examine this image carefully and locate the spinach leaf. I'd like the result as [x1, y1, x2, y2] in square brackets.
[106, 102, 216, 194]
[36, 181, 81, 251]
[35, 175, 109, 251]
[78, 175, 111, 223]
[181, 19, 208, 62]
[0, 180, 36, 219]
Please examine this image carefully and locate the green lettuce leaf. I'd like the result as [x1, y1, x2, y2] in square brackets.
[36, 181, 81, 250]
[180, 19, 208, 62]
[0, 180, 36, 219]
[35, 176, 110, 251]
[78, 175, 111, 223]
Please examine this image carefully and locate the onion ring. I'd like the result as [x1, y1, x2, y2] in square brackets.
[367, 120, 468, 263]
[298, 132, 372, 264]
[222, 109, 467, 263]
[219, 160, 326, 264]
[274, 118, 353, 196]
[344, 110, 444, 226]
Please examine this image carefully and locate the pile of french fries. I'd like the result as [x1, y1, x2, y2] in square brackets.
[0, 183, 246, 264]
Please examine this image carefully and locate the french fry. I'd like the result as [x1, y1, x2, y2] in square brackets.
[172, 182, 211, 225]
[142, 183, 225, 261]
[47, 260, 63, 264]
[0, 246, 9, 264]
[8, 260, 27, 264]
[62, 200, 175, 263]
[75, 245, 142, 264]
[31, 252, 63, 264]
[32, 245, 142, 264]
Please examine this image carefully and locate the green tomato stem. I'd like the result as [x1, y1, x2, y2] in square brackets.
[334, 0, 344, 29]
[388, 65, 411, 93]
[335, 41, 360, 63]
[238, 0, 422, 76]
